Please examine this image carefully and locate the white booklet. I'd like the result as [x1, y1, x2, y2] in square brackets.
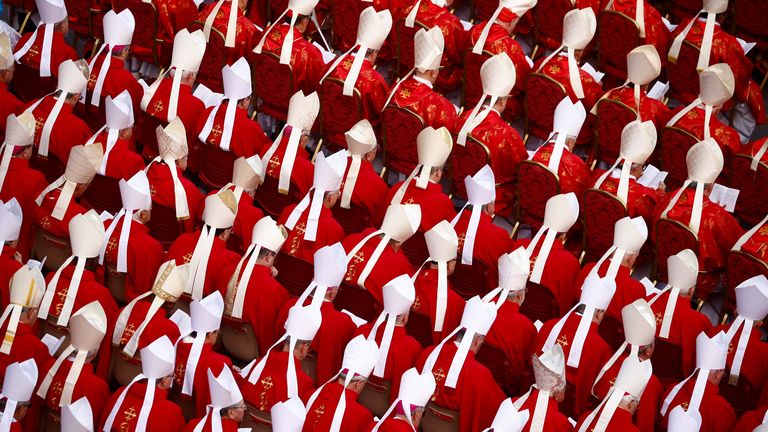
[313, 41, 337, 64]
[41, 334, 65, 357]
[637, 164, 668, 189]
[647, 81, 670, 101]
[192, 84, 224, 108]
[709, 183, 740, 212]
[581, 62, 605, 83]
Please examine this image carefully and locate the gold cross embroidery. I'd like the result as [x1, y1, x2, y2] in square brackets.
[123, 406, 137, 422]
[174, 362, 185, 386]
[681, 402, 689, 410]
[557, 335, 569, 347]
[210, 124, 223, 139]
[404, 197, 415, 205]
[149, 184, 157, 197]
[121, 323, 137, 345]
[432, 368, 446, 401]
[28, 44, 40, 57]
[457, 232, 466, 251]
[34, 116, 45, 132]
[342, 57, 354, 70]
[289, 223, 306, 255]
[313, 404, 325, 427]
[654, 312, 663, 327]
[345, 251, 366, 282]
[399, 88, 411, 99]
[548, 64, 561, 75]
[183, 252, 193, 263]
[267, 155, 281, 176]
[258, 376, 274, 410]
[728, 343, 734, 354]
[107, 237, 118, 254]
[152, 100, 164, 115]
[412, 296, 422, 312]
[40, 216, 51, 230]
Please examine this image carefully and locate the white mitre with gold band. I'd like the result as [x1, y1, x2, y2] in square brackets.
[0, 262, 45, 354]
[0, 112, 35, 192]
[340, 119, 377, 209]
[593, 120, 656, 204]
[144, 117, 190, 219]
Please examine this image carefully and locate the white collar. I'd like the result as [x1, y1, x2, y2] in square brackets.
[413, 75, 434, 89]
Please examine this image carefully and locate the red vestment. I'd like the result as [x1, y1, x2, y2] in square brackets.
[340, 156, 389, 223]
[0, 83, 24, 132]
[647, 289, 712, 376]
[456, 109, 528, 216]
[258, 24, 325, 93]
[384, 180, 455, 232]
[143, 79, 206, 165]
[0, 158, 47, 258]
[183, 416, 240, 432]
[652, 188, 745, 297]
[598, 85, 672, 129]
[114, 299, 181, 353]
[303, 382, 373, 432]
[592, 351, 664, 432]
[533, 54, 604, 112]
[738, 216, 768, 261]
[592, 169, 665, 224]
[214, 186, 265, 251]
[468, 22, 531, 118]
[167, 231, 242, 299]
[323, 54, 389, 135]
[513, 388, 574, 432]
[40, 360, 111, 422]
[453, 209, 515, 287]
[575, 406, 640, 432]
[84, 55, 144, 114]
[412, 268, 465, 344]
[277, 298, 357, 385]
[24, 96, 92, 163]
[660, 376, 736, 431]
[602, 0, 670, 62]
[195, 2, 262, 65]
[102, 220, 164, 302]
[0, 321, 51, 379]
[43, 266, 119, 378]
[352, 323, 422, 403]
[342, 228, 414, 303]
[238, 351, 315, 411]
[13, 26, 77, 78]
[195, 101, 271, 158]
[733, 405, 768, 432]
[89, 131, 144, 180]
[575, 262, 645, 322]
[98, 382, 186, 432]
[146, 162, 206, 227]
[33, 188, 88, 238]
[174, 341, 233, 417]
[0, 247, 22, 306]
[415, 342, 506, 432]
[386, 76, 458, 132]
[711, 323, 768, 397]
[153, 0, 199, 41]
[484, 301, 537, 393]
[221, 262, 290, 354]
[534, 314, 613, 417]
[402, 0, 465, 91]
[277, 201, 345, 263]
[512, 238, 581, 314]
[532, 142, 592, 198]
[366, 417, 413, 432]
[259, 129, 315, 197]
[669, 19, 765, 122]
[667, 105, 742, 160]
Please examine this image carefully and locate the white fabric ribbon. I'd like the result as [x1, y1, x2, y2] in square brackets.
[285, 188, 323, 242]
[669, 12, 716, 72]
[86, 44, 112, 107]
[241, 331, 300, 398]
[527, 226, 558, 284]
[37, 344, 78, 403]
[648, 284, 679, 340]
[367, 310, 397, 378]
[199, 100, 239, 151]
[390, 165, 421, 205]
[340, 154, 360, 209]
[724, 316, 751, 384]
[39, 93, 68, 158]
[661, 179, 705, 236]
[451, 203, 482, 265]
[732, 213, 768, 252]
[182, 334, 205, 395]
[381, 69, 415, 113]
[0, 395, 17, 431]
[230, 243, 262, 319]
[512, 386, 550, 432]
[261, 126, 302, 194]
[0, 143, 14, 200]
[98, 208, 132, 273]
[14, 24, 54, 77]
[545, 133, 567, 177]
[185, 225, 217, 300]
[193, 406, 224, 432]
[542, 304, 592, 367]
[539, 48, 584, 99]
[0, 304, 23, 354]
[751, 140, 768, 171]
[122, 295, 166, 357]
[103, 373, 157, 431]
[203, 0, 239, 47]
[345, 230, 388, 290]
[660, 367, 707, 417]
[473, 7, 503, 55]
[144, 158, 190, 219]
[592, 343, 640, 397]
[37, 256, 86, 326]
[594, 159, 633, 204]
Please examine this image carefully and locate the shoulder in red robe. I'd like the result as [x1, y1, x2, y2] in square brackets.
[303, 382, 373, 432]
[98, 382, 186, 432]
[386, 77, 458, 132]
[277, 200, 345, 263]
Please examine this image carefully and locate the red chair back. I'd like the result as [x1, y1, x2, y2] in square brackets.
[331, 203, 374, 236]
[471, 0, 498, 22]
[651, 339, 685, 386]
[81, 175, 123, 214]
[382, 105, 425, 175]
[533, 0, 576, 51]
[189, 21, 226, 92]
[519, 281, 560, 323]
[450, 135, 490, 201]
[11, 62, 57, 102]
[449, 260, 491, 300]
[582, 189, 628, 263]
[597, 10, 641, 80]
[461, 49, 490, 108]
[729, 155, 768, 225]
[524, 73, 567, 140]
[66, 0, 93, 37]
[476, 343, 518, 394]
[515, 160, 559, 230]
[660, 126, 699, 190]
[319, 77, 364, 150]
[251, 51, 294, 121]
[146, 202, 188, 249]
[725, 251, 768, 318]
[334, 282, 382, 322]
[594, 98, 638, 164]
[667, 41, 702, 105]
[733, 0, 768, 41]
[253, 175, 301, 218]
[401, 231, 429, 267]
[137, 111, 164, 161]
[404, 309, 434, 348]
[197, 144, 238, 191]
[668, 0, 703, 22]
[598, 314, 625, 352]
[30, 153, 65, 183]
[274, 252, 314, 297]
[653, 218, 699, 283]
[394, 18, 423, 77]
[719, 372, 760, 416]
[330, 0, 368, 52]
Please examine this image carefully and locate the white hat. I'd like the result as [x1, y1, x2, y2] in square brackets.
[356, 7, 392, 52]
[251, 216, 288, 252]
[271, 397, 306, 432]
[453, 165, 496, 265]
[105, 90, 134, 130]
[157, 117, 188, 160]
[696, 331, 728, 370]
[498, 247, 530, 292]
[367, 274, 415, 377]
[485, 398, 530, 432]
[61, 398, 93, 432]
[528, 193, 579, 284]
[103, 9, 135, 46]
[191, 291, 224, 334]
[285, 304, 323, 342]
[119, 170, 151, 211]
[533, 343, 566, 392]
[667, 406, 702, 432]
[457, 54, 516, 145]
[562, 8, 596, 50]
[70, 210, 106, 258]
[171, 29, 206, 73]
[203, 189, 238, 229]
[372, 368, 436, 431]
[381, 204, 422, 243]
[669, 0, 729, 72]
[209, 366, 243, 408]
[0, 199, 22, 242]
[703, 0, 728, 12]
[37, 0, 67, 24]
[735, 275, 768, 321]
[614, 355, 652, 399]
[313, 150, 347, 192]
[232, 156, 264, 192]
[614, 216, 648, 253]
[552, 97, 587, 139]
[414, 27, 444, 71]
[425, 220, 458, 263]
[9, 264, 45, 309]
[0, 111, 36, 193]
[0, 359, 38, 429]
[57, 59, 89, 94]
[627, 45, 661, 86]
[390, 126, 451, 201]
[222, 58, 252, 100]
[286, 91, 320, 131]
[63, 143, 103, 186]
[150, 261, 189, 303]
[0, 32, 12, 69]
[345, 119, 377, 155]
[699, 64, 735, 107]
[580, 273, 616, 311]
[623, 299, 656, 346]
[297, 242, 348, 308]
[655, 249, 699, 339]
[341, 334, 380, 379]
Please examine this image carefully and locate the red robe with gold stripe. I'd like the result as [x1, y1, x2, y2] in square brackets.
[195, 102, 272, 158]
[452, 211, 515, 289]
[102, 219, 165, 302]
[659, 378, 736, 431]
[303, 382, 373, 432]
[386, 77, 458, 132]
[532, 142, 592, 198]
[114, 299, 181, 353]
[24, 95, 93, 164]
[40, 360, 111, 424]
[13, 26, 77, 78]
[258, 24, 325, 93]
[195, 2, 262, 65]
[277, 201, 345, 263]
[166, 231, 242, 299]
[98, 382, 186, 432]
[238, 351, 315, 412]
[259, 129, 315, 198]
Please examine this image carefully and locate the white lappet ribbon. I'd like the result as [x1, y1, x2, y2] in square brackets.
[660, 367, 708, 417]
[305, 365, 361, 432]
[285, 187, 323, 242]
[37, 92, 68, 158]
[512, 386, 550, 432]
[732, 213, 768, 252]
[115, 292, 165, 357]
[593, 160, 634, 205]
[545, 132, 568, 177]
[648, 284, 679, 340]
[669, 13, 717, 72]
[36, 344, 87, 406]
[751, 139, 768, 171]
[140, 67, 183, 120]
[660, 179, 705, 236]
[367, 308, 397, 378]
[185, 225, 218, 300]
[261, 125, 303, 194]
[240, 329, 301, 399]
[35, 175, 75, 221]
[199, 99, 238, 151]
[667, 99, 714, 140]
[98, 208, 133, 273]
[83, 125, 120, 176]
[592, 343, 641, 397]
[0, 141, 17, 196]
[14, 24, 55, 77]
[539, 48, 584, 99]
[182, 333, 206, 395]
[542, 304, 593, 368]
[578, 386, 627, 432]
[451, 202, 482, 265]
[420, 323, 473, 388]
[229, 243, 263, 319]
[144, 159, 190, 219]
[0, 304, 23, 354]
[37, 256, 87, 326]
[604, 0, 645, 37]
[340, 153, 360, 209]
[724, 316, 752, 385]
[254, 10, 330, 66]
[411, 259, 448, 332]
[102, 373, 156, 431]
[345, 230, 389, 290]
[193, 405, 224, 432]
[0, 393, 18, 431]
[203, 0, 239, 48]
[85, 44, 113, 107]
[527, 224, 560, 284]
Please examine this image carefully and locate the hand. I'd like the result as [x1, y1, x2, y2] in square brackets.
[13, 252, 22, 263]
[271, 267, 278, 277]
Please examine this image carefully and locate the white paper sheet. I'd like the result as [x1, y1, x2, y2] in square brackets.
[192, 84, 224, 108]
[709, 183, 740, 212]
[637, 164, 668, 189]
[647, 81, 670, 101]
